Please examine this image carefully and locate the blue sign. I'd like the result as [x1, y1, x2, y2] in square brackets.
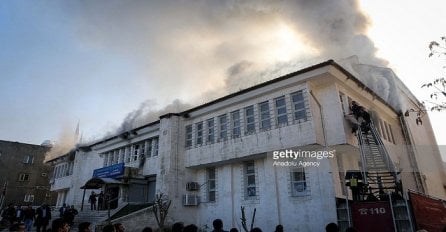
[93, 163, 125, 178]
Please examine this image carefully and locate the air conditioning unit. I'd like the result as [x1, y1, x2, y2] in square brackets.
[186, 182, 200, 191]
[183, 194, 199, 206]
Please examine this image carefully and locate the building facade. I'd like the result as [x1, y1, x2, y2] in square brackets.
[48, 60, 446, 231]
[0, 140, 56, 207]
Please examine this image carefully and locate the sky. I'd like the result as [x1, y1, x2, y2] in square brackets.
[0, 0, 445, 160]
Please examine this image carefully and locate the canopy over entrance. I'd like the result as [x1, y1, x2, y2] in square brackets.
[81, 177, 123, 189]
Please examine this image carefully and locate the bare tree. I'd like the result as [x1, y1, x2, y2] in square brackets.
[240, 206, 256, 232]
[152, 193, 171, 232]
[422, 37, 446, 112]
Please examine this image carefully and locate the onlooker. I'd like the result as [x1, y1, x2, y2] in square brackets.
[172, 222, 184, 232]
[229, 228, 238, 232]
[9, 222, 26, 232]
[142, 227, 152, 232]
[274, 225, 283, 232]
[212, 219, 227, 232]
[59, 204, 68, 218]
[250, 228, 262, 232]
[345, 227, 357, 232]
[88, 192, 97, 211]
[63, 205, 78, 226]
[183, 224, 198, 232]
[22, 204, 35, 232]
[325, 222, 339, 232]
[2, 204, 17, 225]
[15, 205, 24, 223]
[78, 222, 92, 232]
[51, 218, 70, 232]
[102, 224, 115, 232]
[114, 223, 125, 232]
[98, 191, 104, 210]
[35, 204, 52, 232]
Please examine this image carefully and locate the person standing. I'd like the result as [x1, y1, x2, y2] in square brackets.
[97, 191, 104, 211]
[22, 204, 35, 232]
[64, 205, 78, 226]
[88, 192, 97, 210]
[35, 204, 51, 232]
[2, 203, 17, 225]
[15, 205, 24, 223]
[59, 203, 68, 218]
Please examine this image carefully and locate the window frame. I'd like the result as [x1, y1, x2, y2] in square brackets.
[291, 91, 307, 122]
[185, 125, 193, 148]
[245, 105, 255, 135]
[207, 168, 216, 202]
[231, 110, 241, 138]
[290, 167, 309, 197]
[259, 101, 271, 130]
[218, 114, 228, 140]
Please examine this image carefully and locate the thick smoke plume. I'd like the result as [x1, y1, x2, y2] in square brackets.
[56, 0, 403, 143]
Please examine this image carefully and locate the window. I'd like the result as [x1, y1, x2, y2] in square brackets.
[275, 96, 288, 125]
[23, 155, 34, 164]
[259, 101, 271, 130]
[207, 118, 215, 144]
[291, 167, 308, 196]
[231, 110, 241, 138]
[196, 122, 203, 145]
[185, 125, 193, 147]
[244, 161, 256, 199]
[24, 194, 34, 202]
[125, 147, 131, 163]
[18, 173, 30, 182]
[119, 148, 125, 162]
[388, 124, 396, 144]
[132, 145, 140, 161]
[153, 138, 159, 156]
[291, 91, 307, 121]
[207, 168, 216, 202]
[219, 114, 228, 140]
[379, 119, 387, 140]
[245, 106, 255, 134]
[147, 140, 153, 157]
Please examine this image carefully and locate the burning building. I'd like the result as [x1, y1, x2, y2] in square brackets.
[47, 60, 446, 231]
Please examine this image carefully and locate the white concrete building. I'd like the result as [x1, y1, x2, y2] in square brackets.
[48, 60, 446, 231]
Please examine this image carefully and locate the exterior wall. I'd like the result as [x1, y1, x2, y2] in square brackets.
[44, 61, 446, 230]
[0, 140, 55, 206]
[49, 149, 103, 208]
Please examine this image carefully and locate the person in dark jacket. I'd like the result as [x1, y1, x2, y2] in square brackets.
[23, 204, 35, 232]
[35, 204, 51, 232]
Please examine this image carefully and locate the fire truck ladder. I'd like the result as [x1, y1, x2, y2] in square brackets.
[356, 121, 414, 231]
[357, 121, 400, 198]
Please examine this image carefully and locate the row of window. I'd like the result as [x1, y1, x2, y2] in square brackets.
[53, 162, 74, 179]
[204, 161, 309, 203]
[186, 90, 309, 148]
[102, 137, 159, 167]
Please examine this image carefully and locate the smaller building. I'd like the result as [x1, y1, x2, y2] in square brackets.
[0, 140, 56, 206]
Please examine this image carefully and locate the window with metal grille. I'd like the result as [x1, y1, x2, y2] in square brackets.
[245, 105, 255, 134]
[231, 110, 241, 138]
[244, 161, 257, 199]
[259, 101, 271, 130]
[219, 114, 228, 140]
[207, 118, 215, 144]
[291, 91, 307, 121]
[291, 167, 308, 196]
[207, 168, 216, 202]
[275, 96, 288, 125]
[185, 125, 193, 147]
[196, 122, 203, 145]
